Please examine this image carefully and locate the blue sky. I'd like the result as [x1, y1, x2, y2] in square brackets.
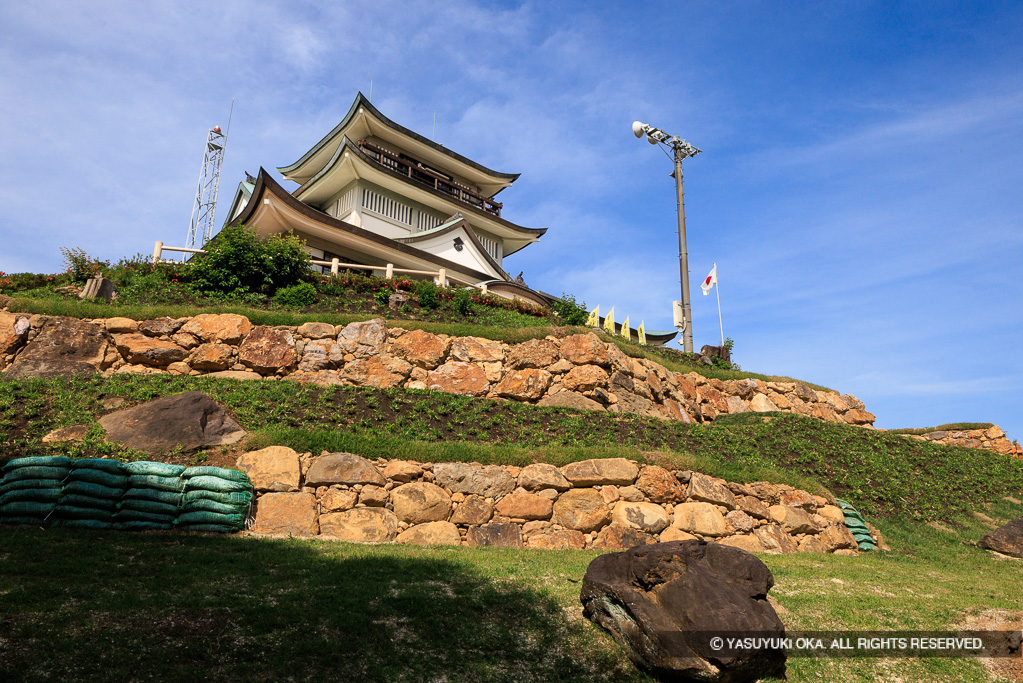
[2, 1, 1021, 441]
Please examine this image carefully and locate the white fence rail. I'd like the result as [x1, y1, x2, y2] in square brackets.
[152, 241, 488, 294]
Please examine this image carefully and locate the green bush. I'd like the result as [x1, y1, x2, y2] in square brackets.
[551, 293, 588, 325]
[60, 247, 109, 283]
[189, 225, 312, 295]
[415, 280, 440, 310]
[454, 288, 474, 316]
[273, 282, 318, 308]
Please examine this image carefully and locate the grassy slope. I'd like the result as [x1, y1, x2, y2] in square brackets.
[1, 496, 1021, 682]
[3, 374, 1021, 520]
[3, 298, 1022, 682]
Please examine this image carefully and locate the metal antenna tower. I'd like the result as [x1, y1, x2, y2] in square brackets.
[186, 101, 234, 252]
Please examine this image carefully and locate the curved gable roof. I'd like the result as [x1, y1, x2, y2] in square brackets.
[278, 92, 519, 191]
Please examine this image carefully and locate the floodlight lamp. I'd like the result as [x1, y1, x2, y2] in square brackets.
[632, 121, 648, 138]
[647, 132, 660, 145]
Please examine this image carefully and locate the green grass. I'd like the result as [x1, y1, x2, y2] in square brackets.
[3, 375, 1021, 521]
[888, 423, 996, 435]
[1, 497, 1020, 682]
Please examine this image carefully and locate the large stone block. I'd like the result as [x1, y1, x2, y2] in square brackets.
[611, 501, 669, 534]
[5, 316, 112, 378]
[389, 328, 449, 369]
[190, 343, 235, 371]
[450, 495, 493, 525]
[396, 521, 461, 546]
[340, 355, 413, 388]
[433, 463, 516, 498]
[466, 523, 523, 548]
[552, 488, 611, 532]
[252, 492, 318, 536]
[493, 368, 552, 401]
[238, 326, 297, 374]
[495, 491, 553, 520]
[449, 336, 504, 363]
[426, 361, 490, 397]
[517, 463, 571, 492]
[671, 502, 729, 537]
[180, 313, 252, 344]
[337, 318, 387, 357]
[635, 466, 685, 503]
[113, 333, 189, 367]
[390, 482, 452, 524]
[537, 391, 604, 412]
[0, 312, 30, 355]
[305, 453, 386, 487]
[525, 528, 586, 550]
[768, 505, 820, 535]
[560, 334, 610, 367]
[319, 507, 398, 543]
[560, 458, 639, 487]
[506, 338, 560, 369]
[592, 524, 657, 551]
[686, 472, 737, 509]
[561, 365, 609, 392]
[98, 391, 246, 454]
[236, 446, 301, 492]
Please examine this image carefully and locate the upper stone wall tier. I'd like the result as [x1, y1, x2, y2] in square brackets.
[0, 311, 1014, 455]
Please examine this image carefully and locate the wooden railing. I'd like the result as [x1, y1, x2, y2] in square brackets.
[152, 242, 489, 294]
[357, 140, 502, 217]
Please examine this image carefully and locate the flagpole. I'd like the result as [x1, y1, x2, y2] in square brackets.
[714, 262, 724, 346]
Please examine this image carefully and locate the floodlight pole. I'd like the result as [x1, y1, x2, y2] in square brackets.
[633, 121, 701, 353]
[673, 143, 694, 353]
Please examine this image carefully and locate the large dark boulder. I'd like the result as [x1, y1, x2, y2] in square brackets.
[98, 391, 246, 454]
[979, 517, 1023, 558]
[4, 317, 113, 379]
[580, 540, 786, 682]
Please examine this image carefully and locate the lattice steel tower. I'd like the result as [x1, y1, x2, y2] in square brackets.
[186, 110, 231, 251]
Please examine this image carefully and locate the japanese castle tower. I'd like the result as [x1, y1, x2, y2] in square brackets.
[225, 93, 550, 305]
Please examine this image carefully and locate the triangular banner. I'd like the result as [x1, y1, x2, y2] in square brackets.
[603, 308, 615, 336]
[621, 316, 630, 341]
[586, 305, 600, 328]
[638, 322, 646, 346]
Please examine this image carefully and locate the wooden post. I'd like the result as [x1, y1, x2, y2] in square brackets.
[152, 241, 163, 264]
[385, 263, 394, 279]
[438, 268, 446, 287]
[481, 284, 488, 296]
[331, 258, 339, 275]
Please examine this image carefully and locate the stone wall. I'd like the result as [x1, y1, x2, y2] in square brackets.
[897, 425, 1021, 457]
[1, 310, 1016, 454]
[238, 446, 880, 555]
[0, 311, 875, 427]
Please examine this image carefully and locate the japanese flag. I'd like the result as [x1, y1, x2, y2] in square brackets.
[701, 264, 717, 295]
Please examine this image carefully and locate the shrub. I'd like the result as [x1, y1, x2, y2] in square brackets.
[416, 280, 440, 310]
[274, 282, 318, 308]
[454, 288, 474, 316]
[60, 247, 108, 283]
[551, 293, 588, 325]
[189, 225, 311, 294]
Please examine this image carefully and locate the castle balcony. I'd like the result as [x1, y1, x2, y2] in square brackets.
[357, 140, 502, 217]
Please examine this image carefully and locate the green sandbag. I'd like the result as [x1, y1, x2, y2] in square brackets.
[123, 461, 186, 477]
[71, 459, 125, 475]
[181, 466, 250, 484]
[67, 469, 128, 489]
[114, 509, 176, 524]
[60, 494, 118, 512]
[0, 516, 49, 526]
[118, 498, 179, 516]
[0, 501, 55, 518]
[64, 480, 124, 501]
[176, 510, 246, 527]
[52, 505, 114, 522]
[127, 474, 185, 493]
[180, 498, 248, 516]
[182, 489, 253, 506]
[0, 479, 65, 495]
[122, 487, 182, 506]
[0, 488, 62, 505]
[183, 476, 251, 493]
[2, 466, 69, 483]
[52, 519, 112, 530]
[179, 523, 239, 534]
[845, 522, 870, 532]
[2, 456, 72, 472]
[857, 540, 878, 551]
[114, 520, 174, 531]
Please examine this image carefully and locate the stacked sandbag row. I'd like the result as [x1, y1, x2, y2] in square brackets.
[0, 456, 253, 533]
[52, 458, 127, 530]
[120, 461, 187, 531]
[834, 498, 878, 552]
[178, 466, 253, 533]
[0, 456, 71, 525]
